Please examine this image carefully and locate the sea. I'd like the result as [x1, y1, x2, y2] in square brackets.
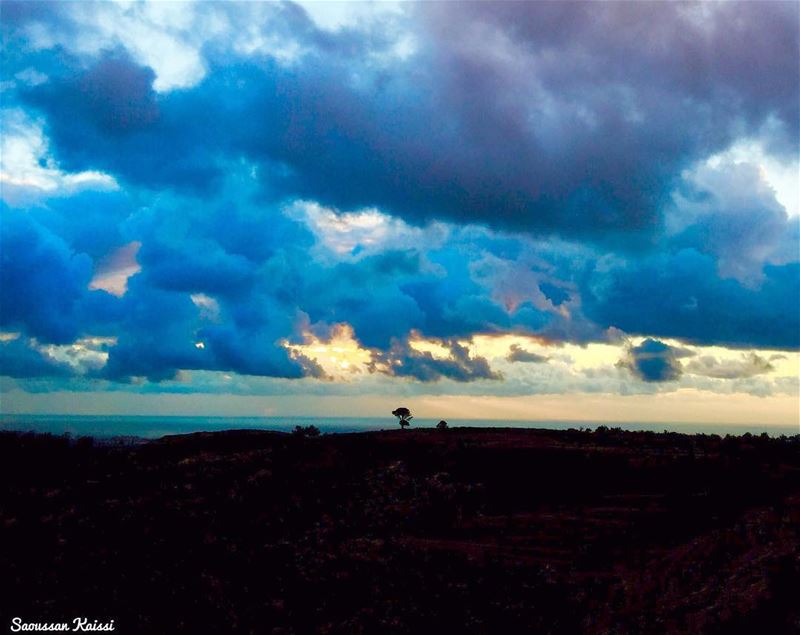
[0, 414, 797, 440]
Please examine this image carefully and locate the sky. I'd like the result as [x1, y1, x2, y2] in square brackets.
[1, 0, 798, 428]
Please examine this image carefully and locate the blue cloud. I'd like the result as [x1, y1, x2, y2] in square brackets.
[24, 191, 133, 260]
[0, 208, 96, 344]
[539, 282, 570, 307]
[0, 338, 73, 378]
[617, 338, 693, 382]
[584, 250, 800, 349]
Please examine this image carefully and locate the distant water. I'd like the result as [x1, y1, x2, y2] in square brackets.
[1, 414, 797, 439]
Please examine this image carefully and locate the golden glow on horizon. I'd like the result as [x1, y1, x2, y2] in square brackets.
[2, 388, 798, 429]
[283, 325, 799, 386]
[276, 327, 799, 425]
[4, 323, 797, 426]
[468, 334, 623, 369]
[412, 391, 800, 427]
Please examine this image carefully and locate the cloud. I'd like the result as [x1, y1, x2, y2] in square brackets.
[6, 2, 797, 238]
[0, 1, 797, 394]
[0, 109, 118, 205]
[288, 201, 448, 262]
[617, 338, 693, 383]
[0, 336, 73, 378]
[685, 353, 775, 380]
[538, 282, 570, 308]
[5, 0, 209, 92]
[0, 208, 96, 344]
[89, 241, 141, 297]
[668, 159, 798, 284]
[18, 52, 220, 194]
[584, 249, 800, 350]
[506, 345, 549, 364]
[374, 338, 501, 383]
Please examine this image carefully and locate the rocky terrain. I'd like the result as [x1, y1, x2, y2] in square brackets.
[1, 427, 799, 633]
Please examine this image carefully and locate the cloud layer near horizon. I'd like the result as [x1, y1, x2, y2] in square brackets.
[1, 1, 798, 400]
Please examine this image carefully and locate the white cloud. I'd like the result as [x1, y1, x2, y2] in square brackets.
[295, 1, 405, 32]
[18, 0, 416, 93]
[21, 0, 214, 91]
[0, 109, 118, 205]
[287, 200, 448, 261]
[670, 148, 798, 284]
[703, 137, 799, 218]
[190, 293, 221, 322]
[35, 336, 117, 374]
[13, 68, 48, 86]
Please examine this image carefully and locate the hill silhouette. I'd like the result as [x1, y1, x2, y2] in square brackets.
[1, 427, 799, 633]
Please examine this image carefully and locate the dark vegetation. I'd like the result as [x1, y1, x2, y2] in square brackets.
[292, 425, 320, 438]
[1, 427, 799, 634]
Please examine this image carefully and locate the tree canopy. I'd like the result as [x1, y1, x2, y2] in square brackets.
[392, 407, 413, 429]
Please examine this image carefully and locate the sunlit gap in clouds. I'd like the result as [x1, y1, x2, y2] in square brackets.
[88, 242, 142, 297]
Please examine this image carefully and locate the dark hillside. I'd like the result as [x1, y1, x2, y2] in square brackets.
[1, 428, 798, 633]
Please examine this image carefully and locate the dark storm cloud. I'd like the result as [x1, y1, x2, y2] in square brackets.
[137, 240, 256, 298]
[32, 191, 133, 261]
[97, 274, 312, 382]
[583, 249, 800, 350]
[427, 1, 799, 140]
[0, 209, 96, 344]
[9, 1, 798, 240]
[21, 53, 220, 194]
[618, 339, 693, 383]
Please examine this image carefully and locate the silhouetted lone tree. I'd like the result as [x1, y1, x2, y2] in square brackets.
[392, 407, 413, 430]
[437, 420, 448, 431]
